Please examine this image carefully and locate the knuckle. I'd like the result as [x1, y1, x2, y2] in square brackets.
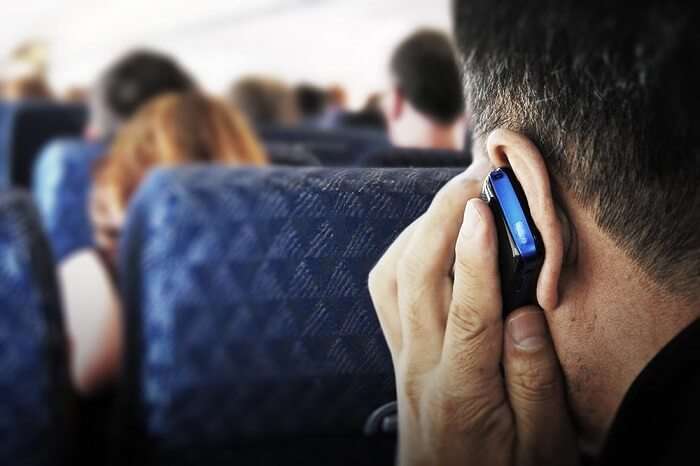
[399, 284, 434, 336]
[395, 253, 411, 280]
[510, 357, 561, 403]
[396, 252, 422, 286]
[431, 178, 471, 214]
[431, 386, 512, 440]
[448, 298, 498, 343]
[397, 367, 429, 420]
[453, 247, 480, 283]
[367, 266, 383, 297]
[400, 368, 424, 401]
[368, 262, 396, 298]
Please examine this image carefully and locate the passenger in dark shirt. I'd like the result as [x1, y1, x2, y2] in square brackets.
[368, 1, 700, 465]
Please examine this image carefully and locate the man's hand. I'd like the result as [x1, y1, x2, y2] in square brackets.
[368, 167, 579, 466]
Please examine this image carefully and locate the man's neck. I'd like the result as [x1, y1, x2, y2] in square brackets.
[550, 199, 699, 456]
[390, 115, 463, 151]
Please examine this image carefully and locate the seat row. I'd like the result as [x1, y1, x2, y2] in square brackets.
[0, 165, 461, 465]
[0, 101, 471, 190]
[22, 104, 468, 262]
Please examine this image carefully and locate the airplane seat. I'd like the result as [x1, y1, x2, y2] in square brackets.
[32, 139, 106, 262]
[0, 102, 86, 188]
[0, 191, 73, 465]
[0, 102, 16, 153]
[258, 126, 390, 166]
[266, 142, 321, 166]
[33, 139, 319, 263]
[359, 146, 472, 168]
[113, 165, 461, 465]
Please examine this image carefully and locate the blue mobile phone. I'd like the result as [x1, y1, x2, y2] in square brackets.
[481, 167, 544, 315]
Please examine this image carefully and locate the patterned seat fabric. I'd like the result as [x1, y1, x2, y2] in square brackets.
[0, 191, 72, 465]
[258, 126, 391, 166]
[32, 139, 106, 262]
[116, 166, 461, 465]
[0, 102, 86, 188]
[360, 147, 472, 168]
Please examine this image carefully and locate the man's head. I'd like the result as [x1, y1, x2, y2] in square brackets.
[294, 83, 328, 121]
[384, 29, 465, 149]
[87, 49, 196, 139]
[229, 76, 299, 127]
[453, 0, 700, 451]
[91, 91, 268, 265]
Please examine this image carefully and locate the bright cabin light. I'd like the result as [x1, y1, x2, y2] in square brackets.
[0, 0, 450, 108]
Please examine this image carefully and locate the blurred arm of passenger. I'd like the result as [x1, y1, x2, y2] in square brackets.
[59, 250, 122, 394]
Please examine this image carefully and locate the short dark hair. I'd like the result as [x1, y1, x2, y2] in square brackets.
[90, 49, 196, 136]
[453, 0, 700, 297]
[294, 84, 327, 119]
[390, 29, 465, 125]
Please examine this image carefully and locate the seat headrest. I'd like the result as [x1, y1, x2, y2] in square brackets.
[258, 126, 390, 166]
[0, 102, 86, 188]
[360, 147, 472, 168]
[265, 142, 321, 166]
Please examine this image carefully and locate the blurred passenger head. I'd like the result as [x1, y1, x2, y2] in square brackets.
[63, 86, 88, 104]
[1, 75, 53, 101]
[384, 29, 465, 149]
[0, 39, 52, 101]
[326, 84, 348, 110]
[454, 0, 700, 451]
[91, 92, 267, 262]
[294, 83, 328, 121]
[229, 76, 299, 127]
[339, 93, 387, 132]
[87, 49, 196, 140]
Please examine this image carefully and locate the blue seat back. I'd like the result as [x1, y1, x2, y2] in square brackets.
[0, 191, 72, 465]
[0, 102, 86, 188]
[258, 126, 390, 166]
[32, 139, 106, 262]
[0, 102, 15, 152]
[115, 166, 460, 464]
[266, 143, 321, 166]
[32, 138, 320, 264]
[360, 147, 472, 168]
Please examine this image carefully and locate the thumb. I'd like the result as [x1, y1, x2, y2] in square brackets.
[503, 307, 580, 466]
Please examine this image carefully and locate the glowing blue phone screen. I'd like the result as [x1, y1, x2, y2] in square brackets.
[489, 169, 538, 259]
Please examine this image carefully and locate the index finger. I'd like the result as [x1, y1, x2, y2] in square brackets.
[440, 198, 504, 394]
[394, 169, 486, 358]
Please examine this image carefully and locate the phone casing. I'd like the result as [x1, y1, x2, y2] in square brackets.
[481, 167, 544, 315]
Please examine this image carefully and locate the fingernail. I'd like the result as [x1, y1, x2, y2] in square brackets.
[462, 199, 482, 235]
[508, 311, 547, 351]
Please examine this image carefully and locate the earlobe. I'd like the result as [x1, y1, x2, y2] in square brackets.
[485, 129, 565, 311]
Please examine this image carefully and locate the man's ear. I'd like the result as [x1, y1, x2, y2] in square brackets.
[486, 129, 564, 311]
